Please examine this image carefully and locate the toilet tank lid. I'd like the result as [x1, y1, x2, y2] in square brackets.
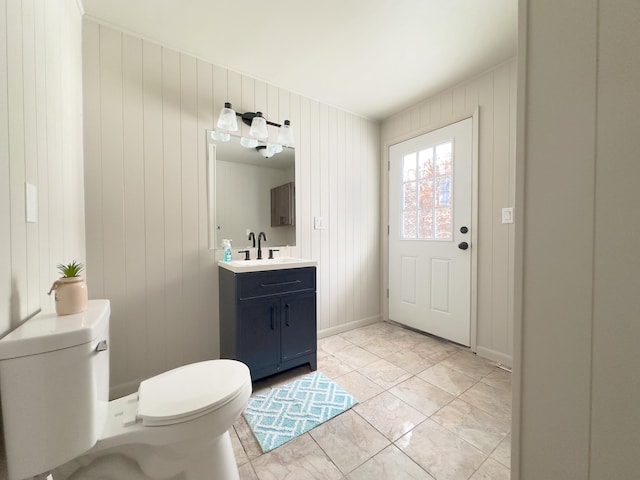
[0, 300, 111, 360]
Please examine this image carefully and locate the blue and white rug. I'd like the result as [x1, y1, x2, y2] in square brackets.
[243, 371, 358, 453]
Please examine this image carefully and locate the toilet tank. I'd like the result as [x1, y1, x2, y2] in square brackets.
[0, 299, 111, 480]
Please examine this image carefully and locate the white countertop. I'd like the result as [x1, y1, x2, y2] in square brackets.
[218, 257, 317, 274]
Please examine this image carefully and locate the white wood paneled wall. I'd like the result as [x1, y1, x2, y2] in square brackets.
[381, 59, 517, 366]
[82, 21, 381, 395]
[0, 0, 84, 336]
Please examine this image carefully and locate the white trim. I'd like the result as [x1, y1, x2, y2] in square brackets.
[74, 0, 85, 16]
[470, 107, 479, 353]
[318, 315, 381, 339]
[386, 109, 478, 149]
[476, 346, 513, 369]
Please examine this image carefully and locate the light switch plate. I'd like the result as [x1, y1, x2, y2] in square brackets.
[314, 216, 325, 230]
[502, 207, 514, 224]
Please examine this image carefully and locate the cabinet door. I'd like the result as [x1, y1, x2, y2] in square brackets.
[280, 291, 317, 362]
[270, 182, 294, 226]
[237, 298, 280, 372]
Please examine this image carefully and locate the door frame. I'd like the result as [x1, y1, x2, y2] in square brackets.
[382, 107, 479, 351]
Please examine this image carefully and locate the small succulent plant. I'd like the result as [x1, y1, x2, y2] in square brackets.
[56, 260, 85, 278]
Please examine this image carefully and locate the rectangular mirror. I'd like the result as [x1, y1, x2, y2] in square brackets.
[207, 131, 296, 250]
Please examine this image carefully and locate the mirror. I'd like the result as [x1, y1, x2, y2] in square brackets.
[207, 131, 296, 250]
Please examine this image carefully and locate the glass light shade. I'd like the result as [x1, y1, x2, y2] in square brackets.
[265, 143, 279, 157]
[269, 143, 283, 154]
[217, 102, 238, 132]
[209, 130, 230, 142]
[240, 136, 259, 148]
[277, 120, 295, 147]
[259, 146, 274, 158]
[249, 112, 269, 140]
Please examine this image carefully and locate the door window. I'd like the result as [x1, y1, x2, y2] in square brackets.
[402, 141, 453, 240]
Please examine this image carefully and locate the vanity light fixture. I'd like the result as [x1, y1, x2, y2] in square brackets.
[215, 102, 295, 149]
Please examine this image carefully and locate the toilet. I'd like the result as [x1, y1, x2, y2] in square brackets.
[0, 299, 252, 480]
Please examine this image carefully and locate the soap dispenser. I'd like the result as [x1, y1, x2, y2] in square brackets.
[222, 239, 232, 262]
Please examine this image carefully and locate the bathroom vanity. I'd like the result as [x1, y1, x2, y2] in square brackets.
[218, 259, 317, 381]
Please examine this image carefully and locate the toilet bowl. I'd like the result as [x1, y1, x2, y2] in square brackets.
[65, 455, 153, 480]
[0, 300, 252, 480]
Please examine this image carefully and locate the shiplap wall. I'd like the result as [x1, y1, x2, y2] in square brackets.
[82, 21, 381, 395]
[381, 59, 517, 365]
[1, 0, 83, 476]
[0, 0, 84, 334]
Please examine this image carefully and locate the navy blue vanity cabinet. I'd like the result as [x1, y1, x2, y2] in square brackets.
[219, 266, 317, 381]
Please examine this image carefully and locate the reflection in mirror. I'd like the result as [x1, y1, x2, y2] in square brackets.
[207, 131, 296, 250]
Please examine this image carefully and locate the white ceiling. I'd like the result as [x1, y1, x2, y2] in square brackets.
[81, 0, 517, 120]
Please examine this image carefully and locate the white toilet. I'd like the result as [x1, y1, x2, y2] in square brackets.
[0, 299, 252, 480]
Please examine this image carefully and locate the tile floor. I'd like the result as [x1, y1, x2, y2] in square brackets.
[230, 321, 512, 480]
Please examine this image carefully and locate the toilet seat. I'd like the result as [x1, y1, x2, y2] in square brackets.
[137, 359, 251, 426]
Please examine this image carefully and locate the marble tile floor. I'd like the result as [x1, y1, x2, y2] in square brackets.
[230, 321, 512, 480]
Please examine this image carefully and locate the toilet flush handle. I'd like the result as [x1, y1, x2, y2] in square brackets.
[95, 340, 108, 352]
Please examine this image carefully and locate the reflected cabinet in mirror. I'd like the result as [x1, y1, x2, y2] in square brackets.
[207, 131, 296, 250]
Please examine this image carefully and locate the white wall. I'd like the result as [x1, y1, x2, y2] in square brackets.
[381, 59, 517, 366]
[82, 20, 381, 395]
[513, 0, 640, 478]
[0, 0, 85, 331]
[0, 0, 84, 476]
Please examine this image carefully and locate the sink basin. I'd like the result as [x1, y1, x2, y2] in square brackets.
[218, 257, 317, 273]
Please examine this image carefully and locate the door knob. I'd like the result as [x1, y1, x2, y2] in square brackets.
[458, 241, 469, 250]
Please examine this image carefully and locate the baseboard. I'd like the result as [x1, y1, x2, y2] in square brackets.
[318, 315, 381, 339]
[476, 346, 513, 369]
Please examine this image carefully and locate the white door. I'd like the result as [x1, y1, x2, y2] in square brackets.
[388, 118, 473, 346]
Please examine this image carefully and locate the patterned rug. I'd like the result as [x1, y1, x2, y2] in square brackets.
[243, 371, 358, 453]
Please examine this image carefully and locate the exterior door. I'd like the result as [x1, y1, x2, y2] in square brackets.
[388, 118, 473, 346]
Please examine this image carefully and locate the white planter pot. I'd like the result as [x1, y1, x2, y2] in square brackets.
[48, 277, 88, 316]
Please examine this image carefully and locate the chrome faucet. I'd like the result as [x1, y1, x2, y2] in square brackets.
[257, 232, 267, 260]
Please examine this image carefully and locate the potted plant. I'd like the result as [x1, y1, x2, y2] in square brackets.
[47, 260, 88, 315]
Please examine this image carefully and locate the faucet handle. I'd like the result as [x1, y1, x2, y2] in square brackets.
[268, 249, 279, 260]
[247, 232, 256, 248]
[238, 250, 251, 261]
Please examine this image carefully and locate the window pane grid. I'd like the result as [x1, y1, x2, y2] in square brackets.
[401, 141, 453, 240]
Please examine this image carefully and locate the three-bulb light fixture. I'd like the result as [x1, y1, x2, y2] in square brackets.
[210, 102, 295, 158]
